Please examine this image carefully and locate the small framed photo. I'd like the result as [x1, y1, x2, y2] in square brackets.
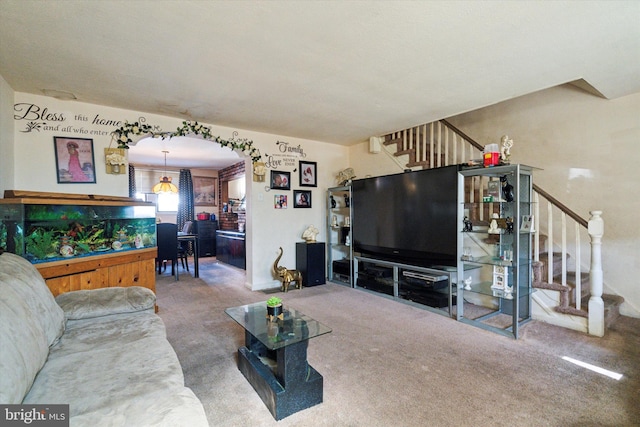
[54, 137, 96, 183]
[274, 194, 288, 209]
[193, 176, 217, 206]
[270, 170, 290, 190]
[299, 161, 317, 187]
[293, 190, 312, 208]
[520, 215, 534, 232]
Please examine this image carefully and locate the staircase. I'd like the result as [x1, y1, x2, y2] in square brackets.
[377, 119, 622, 336]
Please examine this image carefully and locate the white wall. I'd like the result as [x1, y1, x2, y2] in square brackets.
[0, 75, 14, 193]
[239, 131, 350, 290]
[348, 139, 406, 179]
[445, 85, 640, 317]
[7, 91, 350, 292]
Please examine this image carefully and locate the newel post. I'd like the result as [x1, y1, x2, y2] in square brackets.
[588, 210, 605, 337]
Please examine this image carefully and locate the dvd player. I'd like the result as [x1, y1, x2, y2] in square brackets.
[401, 271, 448, 282]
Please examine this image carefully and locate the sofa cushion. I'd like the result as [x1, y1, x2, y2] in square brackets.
[0, 252, 65, 404]
[56, 286, 156, 320]
[23, 311, 208, 425]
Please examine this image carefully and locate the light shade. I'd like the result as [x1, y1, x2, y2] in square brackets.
[152, 176, 178, 194]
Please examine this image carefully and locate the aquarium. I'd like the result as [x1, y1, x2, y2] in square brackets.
[0, 200, 156, 264]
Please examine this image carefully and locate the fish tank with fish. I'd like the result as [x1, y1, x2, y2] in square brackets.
[0, 191, 156, 264]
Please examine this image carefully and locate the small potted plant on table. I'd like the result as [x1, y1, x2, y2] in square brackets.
[266, 296, 283, 321]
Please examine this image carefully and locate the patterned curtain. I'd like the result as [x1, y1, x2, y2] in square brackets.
[177, 169, 195, 231]
[128, 164, 136, 198]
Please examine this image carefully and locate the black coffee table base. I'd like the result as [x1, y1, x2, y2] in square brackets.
[237, 331, 323, 420]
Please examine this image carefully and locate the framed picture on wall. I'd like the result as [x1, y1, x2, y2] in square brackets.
[193, 176, 217, 205]
[299, 161, 317, 187]
[274, 194, 288, 209]
[270, 170, 291, 190]
[53, 137, 96, 184]
[293, 190, 312, 208]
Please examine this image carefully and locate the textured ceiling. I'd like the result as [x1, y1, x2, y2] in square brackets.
[1, 1, 639, 168]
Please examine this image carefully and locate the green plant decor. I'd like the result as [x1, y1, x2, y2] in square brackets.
[0, 224, 6, 252]
[111, 120, 262, 163]
[266, 296, 282, 307]
[25, 229, 57, 259]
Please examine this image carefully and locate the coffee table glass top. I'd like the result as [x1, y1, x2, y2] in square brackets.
[225, 302, 332, 350]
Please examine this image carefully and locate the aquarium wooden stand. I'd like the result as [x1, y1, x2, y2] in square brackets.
[36, 247, 158, 297]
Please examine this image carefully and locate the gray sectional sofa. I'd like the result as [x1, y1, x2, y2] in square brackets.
[0, 251, 209, 426]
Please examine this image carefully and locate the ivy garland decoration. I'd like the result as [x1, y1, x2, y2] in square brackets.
[111, 120, 262, 163]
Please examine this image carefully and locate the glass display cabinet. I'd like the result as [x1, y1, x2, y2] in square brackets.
[326, 186, 352, 286]
[0, 190, 158, 296]
[456, 164, 534, 339]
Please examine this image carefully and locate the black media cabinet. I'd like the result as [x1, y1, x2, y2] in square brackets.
[354, 255, 458, 317]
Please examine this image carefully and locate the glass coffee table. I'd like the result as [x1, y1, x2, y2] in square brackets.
[225, 302, 332, 420]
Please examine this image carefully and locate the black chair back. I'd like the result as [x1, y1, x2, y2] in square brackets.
[156, 223, 178, 276]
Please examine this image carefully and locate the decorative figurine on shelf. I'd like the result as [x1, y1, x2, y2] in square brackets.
[463, 277, 473, 291]
[503, 281, 514, 299]
[463, 216, 473, 232]
[344, 194, 350, 208]
[337, 168, 356, 186]
[330, 195, 337, 208]
[273, 247, 303, 292]
[500, 175, 514, 202]
[331, 215, 338, 227]
[505, 217, 514, 234]
[302, 225, 320, 243]
[500, 135, 514, 164]
[488, 213, 500, 234]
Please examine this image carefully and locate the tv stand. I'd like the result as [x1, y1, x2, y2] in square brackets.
[353, 255, 458, 317]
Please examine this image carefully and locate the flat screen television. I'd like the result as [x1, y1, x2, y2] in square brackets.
[351, 165, 459, 267]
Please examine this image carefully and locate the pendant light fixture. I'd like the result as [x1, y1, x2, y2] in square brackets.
[152, 150, 178, 194]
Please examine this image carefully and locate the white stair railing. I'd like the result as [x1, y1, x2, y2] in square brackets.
[381, 119, 605, 336]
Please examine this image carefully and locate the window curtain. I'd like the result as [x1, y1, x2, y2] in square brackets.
[128, 164, 136, 198]
[177, 169, 194, 231]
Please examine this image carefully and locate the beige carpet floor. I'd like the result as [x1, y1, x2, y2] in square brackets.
[155, 258, 640, 427]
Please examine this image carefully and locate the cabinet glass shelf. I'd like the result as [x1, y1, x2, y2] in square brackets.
[461, 255, 533, 267]
[463, 201, 534, 207]
[461, 281, 531, 299]
[461, 230, 534, 235]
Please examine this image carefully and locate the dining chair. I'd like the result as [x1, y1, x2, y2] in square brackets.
[156, 223, 179, 280]
[178, 221, 193, 271]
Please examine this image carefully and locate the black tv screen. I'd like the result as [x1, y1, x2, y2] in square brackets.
[352, 165, 459, 267]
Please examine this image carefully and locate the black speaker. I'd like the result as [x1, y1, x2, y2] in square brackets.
[296, 242, 326, 286]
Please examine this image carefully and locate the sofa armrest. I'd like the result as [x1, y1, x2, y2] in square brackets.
[55, 286, 156, 320]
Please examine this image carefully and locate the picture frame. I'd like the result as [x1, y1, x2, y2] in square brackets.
[53, 137, 96, 184]
[299, 161, 317, 187]
[270, 170, 291, 190]
[520, 215, 534, 232]
[274, 194, 288, 209]
[293, 190, 312, 208]
[193, 176, 217, 206]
